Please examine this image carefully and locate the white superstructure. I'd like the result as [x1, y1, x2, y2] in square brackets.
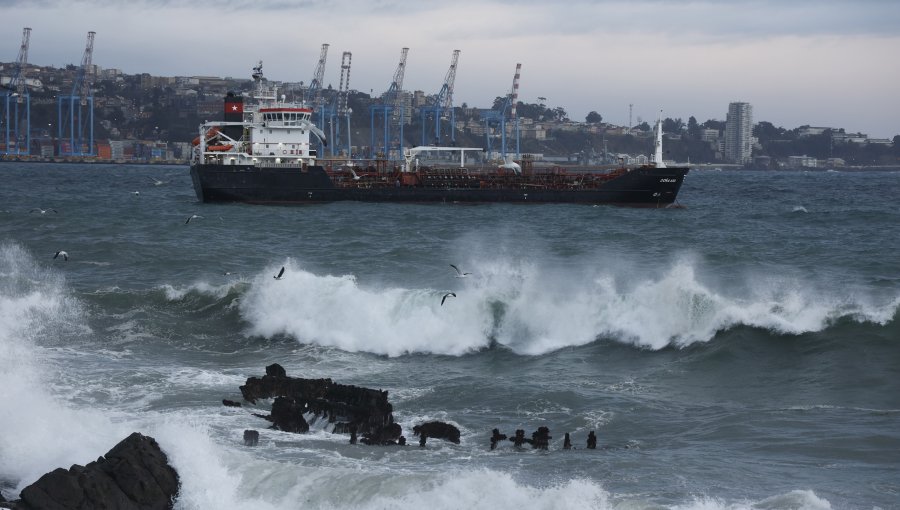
[191, 62, 327, 167]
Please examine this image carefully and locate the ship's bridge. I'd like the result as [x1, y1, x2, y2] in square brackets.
[260, 108, 312, 127]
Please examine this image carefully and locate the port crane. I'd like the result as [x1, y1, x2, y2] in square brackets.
[369, 47, 408, 160]
[2, 27, 32, 156]
[306, 43, 329, 157]
[324, 51, 352, 157]
[419, 49, 460, 147]
[58, 31, 96, 156]
[480, 63, 521, 162]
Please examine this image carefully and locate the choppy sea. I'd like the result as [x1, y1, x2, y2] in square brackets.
[1, 163, 898, 509]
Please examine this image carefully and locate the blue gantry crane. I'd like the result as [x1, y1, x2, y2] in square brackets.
[2, 27, 32, 156]
[419, 49, 460, 147]
[480, 63, 521, 162]
[58, 31, 96, 156]
[369, 47, 408, 160]
[324, 51, 352, 157]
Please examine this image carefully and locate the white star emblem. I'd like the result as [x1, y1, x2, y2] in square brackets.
[231, 105, 238, 111]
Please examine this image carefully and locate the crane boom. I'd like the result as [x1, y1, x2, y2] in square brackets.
[9, 27, 31, 97]
[337, 51, 352, 116]
[389, 47, 409, 119]
[308, 43, 329, 103]
[509, 63, 521, 119]
[76, 31, 96, 103]
[438, 49, 460, 110]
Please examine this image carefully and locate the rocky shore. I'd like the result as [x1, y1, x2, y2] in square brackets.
[0, 433, 178, 510]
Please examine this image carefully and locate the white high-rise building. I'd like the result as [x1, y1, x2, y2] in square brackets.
[725, 102, 753, 164]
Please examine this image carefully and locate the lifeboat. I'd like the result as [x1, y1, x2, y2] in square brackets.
[192, 126, 221, 146]
[206, 144, 233, 152]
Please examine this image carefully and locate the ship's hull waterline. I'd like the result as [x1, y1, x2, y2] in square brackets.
[190, 164, 689, 207]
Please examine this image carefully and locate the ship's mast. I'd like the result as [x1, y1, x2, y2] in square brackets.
[654, 111, 667, 168]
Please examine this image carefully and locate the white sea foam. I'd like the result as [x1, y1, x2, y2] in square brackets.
[237, 255, 899, 355]
[239, 261, 493, 356]
[351, 471, 611, 510]
[0, 242, 124, 489]
[161, 280, 240, 301]
[0, 248, 261, 503]
[672, 489, 833, 510]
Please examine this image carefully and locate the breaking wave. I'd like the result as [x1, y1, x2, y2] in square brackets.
[236, 255, 899, 356]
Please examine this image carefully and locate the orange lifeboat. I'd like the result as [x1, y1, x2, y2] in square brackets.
[192, 126, 221, 146]
[206, 144, 233, 152]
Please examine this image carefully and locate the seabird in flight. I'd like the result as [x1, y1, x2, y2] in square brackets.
[185, 214, 203, 224]
[31, 208, 58, 214]
[450, 264, 471, 278]
[274, 266, 285, 280]
[53, 250, 68, 261]
[441, 292, 456, 306]
[148, 177, 167, 186]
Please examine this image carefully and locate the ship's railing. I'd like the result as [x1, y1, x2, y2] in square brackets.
[254, 161, 307, 168]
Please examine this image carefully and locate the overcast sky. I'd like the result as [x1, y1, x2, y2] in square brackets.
[3, 0, 899, 138]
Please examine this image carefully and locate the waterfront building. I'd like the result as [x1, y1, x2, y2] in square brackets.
[725, 102, 753, 164]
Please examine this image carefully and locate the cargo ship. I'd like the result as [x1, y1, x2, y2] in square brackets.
[190, 64, 689, 206]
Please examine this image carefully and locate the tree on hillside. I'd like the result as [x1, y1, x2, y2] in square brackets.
[702, 119, 725, 131]
[753, 121, 788, 145]
[514, 101, 554, 121]
[687, 116, 701, 139]
[662, 117, 684, 133]
[586, 111, 603, 124]
[553, 107, 569, 122]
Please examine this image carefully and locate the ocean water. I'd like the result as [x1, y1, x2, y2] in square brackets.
[1, 163, 898, 510]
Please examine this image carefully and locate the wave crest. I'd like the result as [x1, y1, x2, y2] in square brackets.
[236, 257, 899, 356]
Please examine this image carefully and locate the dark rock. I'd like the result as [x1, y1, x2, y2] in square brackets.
[269, 397, 310, 433]
[490, 428, 507, 450]
[587, 431, 597, 449]
[398, 436, 406, 446]
[531, 426, 551, 450]
[412, 421, 461, 444]
[14, 432, 178, 510]
[243, 430, 259, 447]
[509, 429, 531, 448]
[563, 432, 572, 450]
[361, 422, 403, 446]
[222, 399, 242, 407]
[240, 365, 396, 444]
[265, 363, 287, 378]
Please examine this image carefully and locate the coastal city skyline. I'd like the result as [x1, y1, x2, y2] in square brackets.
[2, 0, 899, 139]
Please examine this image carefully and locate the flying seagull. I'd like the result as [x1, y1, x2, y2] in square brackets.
[148, 177, 167, 186]
[31, 208, 58, 214]
[450, 264, 471, 278]
[185, 214, 203, 224]
[274, 266, 285, 280]
[53, 250, 68, 261]
[132, 191, 140, 196]
[441, 292, 456, 306]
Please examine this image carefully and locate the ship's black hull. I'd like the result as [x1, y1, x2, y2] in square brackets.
[190, 164, 689, 206]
